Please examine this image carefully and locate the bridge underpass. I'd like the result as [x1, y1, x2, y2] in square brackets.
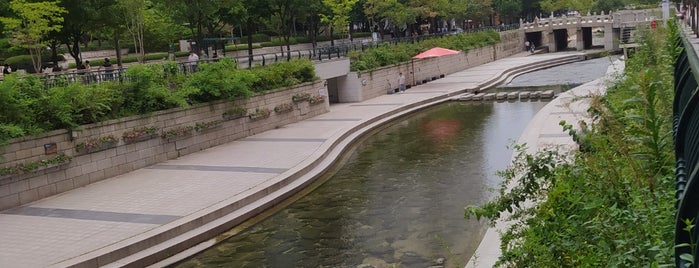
[520, 9, 663, 53]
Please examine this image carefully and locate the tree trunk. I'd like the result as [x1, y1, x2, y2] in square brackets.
[330, 26, 335, 46]
[247, 19, 254, 69]
[115, 31, 122, 67]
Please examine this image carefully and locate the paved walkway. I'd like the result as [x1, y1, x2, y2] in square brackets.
[0, 52, 588, 268]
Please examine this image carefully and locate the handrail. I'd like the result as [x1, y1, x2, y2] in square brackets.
[5, 24, 520, 88]
[674, 29, 699, 268]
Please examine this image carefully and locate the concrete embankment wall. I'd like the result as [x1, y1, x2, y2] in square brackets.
[338, 30, 523, 102]
[0, 82, 328, 210]
[0, 30, 523, 210]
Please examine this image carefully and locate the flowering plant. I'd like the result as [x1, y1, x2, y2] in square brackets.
[274, 102, 294, 113]
[249, 108, 271, 121]
[309, 95, 325, 105]
[122, 126, 159, 143]
[76, 135, 118, 153]
[195, 120, 223, 132]
[292, 93, 311, 102]
[222, 106, 247, 120]
[0, 153, 72, 177]
[161, 125, 194, 139]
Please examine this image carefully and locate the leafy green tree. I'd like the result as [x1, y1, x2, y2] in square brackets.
[494, 0, 522, 24]
[241, 0, 271, 67]
[0, 0, 67, 73]
[119, 0, 146, 63]
[539, 0, 595, 14]
[57, 0, 118, 66]
[364, 0, 415, 38]
[321, 0, 359, 45]
[464, 0, 494, 25]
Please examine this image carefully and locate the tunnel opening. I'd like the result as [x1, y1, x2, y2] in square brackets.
[553, 29, 569, 51]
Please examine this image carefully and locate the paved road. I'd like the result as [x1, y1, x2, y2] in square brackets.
[0, 52, 589, 267]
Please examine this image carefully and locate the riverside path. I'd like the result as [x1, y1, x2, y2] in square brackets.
[0, 51, 592, 267]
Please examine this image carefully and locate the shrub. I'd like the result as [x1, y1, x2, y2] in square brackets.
[239, 33, 271, 44]
[45, 82, 122, 128]
[250, 59, 316, 92]
[184, 58, 257, 102]
[123, 64, 190, 113]
[4, 54, 66, 73]
[350, 30, 501, 71]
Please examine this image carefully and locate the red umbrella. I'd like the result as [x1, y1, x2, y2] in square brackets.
[412, 47, 461, 59]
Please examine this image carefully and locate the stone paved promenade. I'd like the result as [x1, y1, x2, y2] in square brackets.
[0, 52, 589, 268]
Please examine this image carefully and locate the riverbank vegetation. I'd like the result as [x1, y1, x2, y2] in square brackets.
[0, 58, 316, 146]
[349, 30, 499, 71]
[467, 22, 678, 266]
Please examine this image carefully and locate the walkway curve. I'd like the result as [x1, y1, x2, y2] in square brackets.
[0, 52, 590, 268]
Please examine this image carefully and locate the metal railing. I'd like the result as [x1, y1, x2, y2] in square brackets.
[10, 24, 520, 88]
[674, 29, 699, 268]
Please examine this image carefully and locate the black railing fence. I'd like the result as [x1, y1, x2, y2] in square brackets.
[674, 30, 699, 267]
[11, 24, 520, 89]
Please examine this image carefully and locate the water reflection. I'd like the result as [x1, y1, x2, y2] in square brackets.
[176, 101, 548, 268]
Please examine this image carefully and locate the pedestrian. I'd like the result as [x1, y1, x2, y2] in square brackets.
[524, 40, 530, 51]
[188, 50, 199, 73]
[398, 72, 406, 92]
[100, 58, 114, 81]
[3, 64, 10, 75]
[680, 5, 687, 26]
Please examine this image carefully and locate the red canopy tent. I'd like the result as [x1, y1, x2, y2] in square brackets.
[410, 47, 461, 85]
[412, 47, 461, 59]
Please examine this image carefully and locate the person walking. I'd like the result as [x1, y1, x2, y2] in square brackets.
[2, 64, 10, 75]
[188, 50, 199, 73]
[398, 72, 406, 92]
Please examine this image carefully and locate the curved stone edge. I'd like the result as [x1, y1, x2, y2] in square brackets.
[49, 54, 590, 268]
[465, 58, 625, 268]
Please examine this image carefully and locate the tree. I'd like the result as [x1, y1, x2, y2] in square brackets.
[120, 0, 146, 63]
[465, 0, 494, 26]
[494, 0, 522, 24]
[0, 0, 67, 73]
[364, 0, 415, 38]
[321, 0, 359, 45]
[539, 0, 595, 15]
[57, 0, 118, 66]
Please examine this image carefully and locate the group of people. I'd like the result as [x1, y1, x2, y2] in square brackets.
[2, 64, 11, 76]
[186, 49, 219, 73]
[75, 58, 115, 83]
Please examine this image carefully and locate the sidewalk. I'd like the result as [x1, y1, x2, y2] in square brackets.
[0, 52, 587, 268]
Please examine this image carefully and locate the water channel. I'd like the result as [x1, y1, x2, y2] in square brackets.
[174, 56, 617, 268]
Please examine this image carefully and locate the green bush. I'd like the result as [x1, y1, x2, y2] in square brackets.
[223, 44, 262, 52]
[185, 58, 257, 102]
[350, 30, 500, 71]
[250, 59, 316, 92]
[123, 64, 189, 114]
[239, 33, 271, 44]
[465, 25, 676, 267]
[45, 82, 122, 128]
[4, 54, 66, 73]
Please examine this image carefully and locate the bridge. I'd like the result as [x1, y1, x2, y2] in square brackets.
[520, 9, 664, 52]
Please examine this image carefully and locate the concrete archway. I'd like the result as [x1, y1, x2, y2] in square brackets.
[525, 32, 543, 49]
[553, 29, 569, 51]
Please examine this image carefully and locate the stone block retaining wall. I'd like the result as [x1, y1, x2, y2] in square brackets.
[349, 30, 523, 101]
[0, 81, 328, 210]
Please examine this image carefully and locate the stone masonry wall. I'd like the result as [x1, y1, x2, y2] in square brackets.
[0, 81, 328, 210]
[354, 30, 524, 101]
